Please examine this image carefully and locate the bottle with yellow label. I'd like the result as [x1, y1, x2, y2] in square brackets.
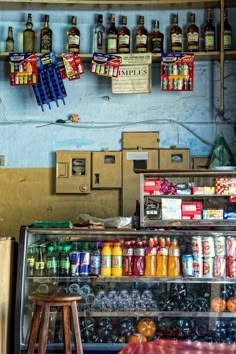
[111, 242, 122, 276]
[101, 242, 112, 276]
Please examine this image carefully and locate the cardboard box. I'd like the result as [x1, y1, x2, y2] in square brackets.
[92, 151, 121, 189]
[159, 148, 190, 170]
[122, 131, 159, 149]
[56, 150, 91, 194]
[192, 156, 210, 169]
[161, 198, 182, 220]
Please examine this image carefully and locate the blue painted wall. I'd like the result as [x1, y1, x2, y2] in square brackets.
[0, 7, 235, 168]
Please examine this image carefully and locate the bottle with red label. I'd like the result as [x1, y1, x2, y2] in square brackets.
[132, 241, 145, 276]
[122, 240, 133, 276]
[145, 238, 156, 276]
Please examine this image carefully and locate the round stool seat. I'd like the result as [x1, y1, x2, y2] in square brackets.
[27, 292, 83, 354]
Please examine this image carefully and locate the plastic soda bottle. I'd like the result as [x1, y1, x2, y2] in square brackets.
[132, 241, 145, 276]
[101, 242, 112, 276]
[144, 238, 156, 276]
[46, 245, 58, 276]
[111, 242, 122, 276]
[122, 240, 133, 276]
[156, 237, 168, 277]
[90, 241, 101, 276]
[167, 238, 180, 277]
[27, 246, 36, 276]
[35, 246, 45, 276]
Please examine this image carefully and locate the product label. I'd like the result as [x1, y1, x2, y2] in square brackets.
[171, 33, 182, 45]
[169, 248, 180, 257]
[96, 31, 104, 50]
[118, 35, 130, 47]
[151, 38, 162, 52]
[35, 261, 45, 270]
[27, 257, 35, 266]
[60, 259, 70, 270]
[90, 255, 101, 269]
[187, 32, 199, 43]
[224, 32, 232, 49]
[101, 255, 111, 268]
[136, 35, 148, 52]
[111, 255, 122, 268]
[107, 35, 117, 53]
[68, 35, 80, 46]
[205, 32, 215, 50]
[46, 259, 57, 269]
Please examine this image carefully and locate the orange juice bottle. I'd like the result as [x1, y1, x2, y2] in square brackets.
[144, 238, 156, 276]
[101, 242, 112, 276]
[111, 242, 122, 276]
[156, 237, 168, 277]
[167, 238, 180, 277]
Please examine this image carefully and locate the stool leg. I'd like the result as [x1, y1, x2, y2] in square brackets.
[38, 303, 50, 354]
[62, 305, 71, 354]
[71, 300, 83, 354]
[27, 304, 41, 354]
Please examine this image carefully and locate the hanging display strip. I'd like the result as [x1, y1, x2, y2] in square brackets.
[9, 52, 38, 86]
[161, 53, 194, 91]
[32, 52, 67, 111]
[90, 52, 121, 78]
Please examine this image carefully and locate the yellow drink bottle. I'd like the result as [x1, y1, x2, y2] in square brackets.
[111, 242, 122, 276]
[144, 238, 156, 276]
[101, 242, 112, 276]
[167, 238, 180, 277]
[156, 237, 168, 277]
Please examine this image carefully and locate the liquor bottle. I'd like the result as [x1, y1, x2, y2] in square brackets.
[204, 9, 215, 51]
[107, 14, 118, 54]
[224, 9, 232, 51]
[5, 26, 14, 52]
[93, 14, 106, 53]
[67, 15, 80, 53]
[187, 12, 199, 52]
[170, 14, 182, 52]
[40, 14, 52, 54]
[135, 15, 148, 53]
[132, 199, 140, 229]
[23, 13, 35, 52]
[149, 20, 164, 53]
[118, 15, 131, 54]
[46, 245, 58, 276]
[27, 246, 36, 276]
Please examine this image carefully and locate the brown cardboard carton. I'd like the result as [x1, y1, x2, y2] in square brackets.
[122, 131, 160, 149]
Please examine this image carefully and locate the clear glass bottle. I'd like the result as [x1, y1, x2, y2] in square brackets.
[135, 15, 148, 53]
[93, 14, 106, 53]
[40, 14, 53, 54]
[118, 15, 131, 53]
[170, 14, 182, 52]
[187, 12, 199, 52]
[149, 20, 164, 53]
[67, 15, 80, 53]
[224, 9, 232, 51]
[107, 13, 118, 54]
[204, 9, 215, 51]
[23, 13, 35, 52]
[5, 26, 14, 52]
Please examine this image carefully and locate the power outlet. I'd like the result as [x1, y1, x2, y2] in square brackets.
[0, 155, 5, 166]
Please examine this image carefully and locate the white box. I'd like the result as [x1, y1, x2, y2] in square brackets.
[161, 198, 182, 220]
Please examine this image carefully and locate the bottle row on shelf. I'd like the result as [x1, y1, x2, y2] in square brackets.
[27, 235, 236, 279]
[27, 281, 236, 343]
[5, 9, 234, 55]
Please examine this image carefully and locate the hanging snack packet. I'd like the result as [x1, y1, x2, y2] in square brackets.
[9, 52, 38, 86]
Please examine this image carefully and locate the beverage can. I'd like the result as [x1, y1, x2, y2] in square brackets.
[182, 254, 194, 277]
[80, 251, 90, 276]
[70, 251, 80, 276]
[226, 237, 236, 258]
[214, 236, 226, 256]
[203, 257, 214, 278]
[202, 236, 215, 257]
[193, 255, 203, 277]
[227, 258, 236, 278]
[191, 236, 202, 257]
[214, 255, 226, 277]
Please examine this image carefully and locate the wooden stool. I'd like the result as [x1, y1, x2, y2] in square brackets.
[27, 293, 83, 354]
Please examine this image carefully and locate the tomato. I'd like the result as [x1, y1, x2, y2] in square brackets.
[226, 298, 236, 312]
[211, 297, 226, 312]
[137, 318, 156, 337]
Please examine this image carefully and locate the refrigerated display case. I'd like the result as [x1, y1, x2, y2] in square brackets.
[14, 225, 236, 354]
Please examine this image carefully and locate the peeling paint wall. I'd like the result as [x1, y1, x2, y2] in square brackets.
[0, 7, 235, 238]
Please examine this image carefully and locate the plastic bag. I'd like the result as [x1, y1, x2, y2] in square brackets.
[209, 136, 235, 168]
[75, 214, 132, 229]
